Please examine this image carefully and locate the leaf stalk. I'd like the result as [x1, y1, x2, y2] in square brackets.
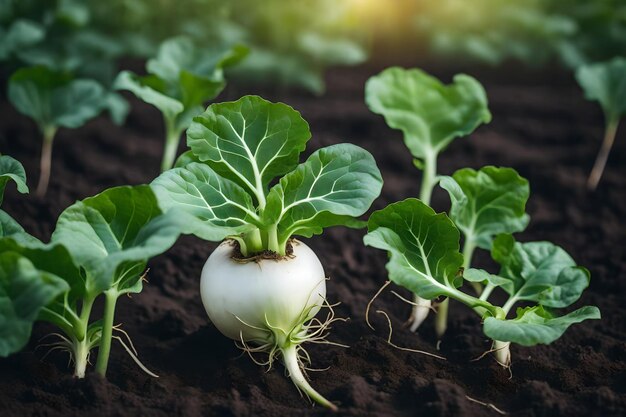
[95, 289, 118, 377]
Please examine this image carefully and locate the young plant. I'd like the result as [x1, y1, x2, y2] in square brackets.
[0, 155, 29, 237]
[152, 95, 383, 410]
[0, 185, 184, 378]
[364, 198, 600, 367]
[8, 66, 109, 197]
[436, 166, 530, 336]
[115, 36, 248, 172]
[575, 56, 626, 190]
[365, 67, 491, 332]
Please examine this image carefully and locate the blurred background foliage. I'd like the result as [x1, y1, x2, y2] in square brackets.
[0, 0, 624, 98]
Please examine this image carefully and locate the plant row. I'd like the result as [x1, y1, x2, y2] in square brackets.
[0, 67, 602, 411]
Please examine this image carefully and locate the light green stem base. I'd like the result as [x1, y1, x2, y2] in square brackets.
[161, 128, 182, 172]
[73, 338, 90, 378]
[435, 298, 449, 339]
[493, 340, 511, 367]
[588, 120, 619, 190]
[36, 126, 57, 197]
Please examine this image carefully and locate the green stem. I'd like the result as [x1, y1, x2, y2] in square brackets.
[74, 296, 96, 341]
[95, 290, 118, 377]
[501, 295, 519, 316]
[411, 150, 438, 330]
[35, 126, 57, 197]
[161, 117, 181, 172]
[241, 229, 264, 256]
[434, 298, 449, 338]
[462, 240, 482, 295]
[267, 223, 281, 255]
[436, 238, 479, 338]
[282, 344, 337, 411]
[588, 119, 619, 191]
[479, 283, 496, 302]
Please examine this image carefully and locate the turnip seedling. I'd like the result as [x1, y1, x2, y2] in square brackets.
[152, 95, 383, 410]
[0, 185, 185, 378]
[575, 56, 626, 190]
[365, 67, 491, 332]
[437, 166, 530, 336]
[115, 36, 248, 172]
[8, 66, 110, 197]
[365, 198, 600, 368]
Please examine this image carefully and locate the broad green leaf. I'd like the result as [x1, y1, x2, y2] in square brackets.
[0, 238, 83, 300]
[484, 305, 601, 346]
[265, 144, 382, 245]
[151, 163, 259, 241]
[51, 185, 182, 295]
[104, 92, 130, 126]
[463, 268, 509, 287]
[0, 252, 69, 357]
[576, 57, 626, 123]
[364, 198, 464, 299]
[146, 37, 247, 107]
[174, 150, 201, 168]
[187, 96, 311, 201]
[440, 166, 529, 249]
[298, 32, 367, 66]
[114, 71, 184, 124]
[0, 155, 28, 206]
[0, 211, 25, 238]
[491, 235, 590, 308]
[0, 19, 44, 60]
[365, 67, 491, 159]
[8, 66, 106, 131]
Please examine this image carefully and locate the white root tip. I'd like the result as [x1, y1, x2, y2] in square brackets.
[282, 345, 338, 412]
[408, 297, 432, 332]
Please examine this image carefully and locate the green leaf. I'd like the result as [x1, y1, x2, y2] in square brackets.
[0, 237, 83, 300]
[146, 37, 247, 107]
[0, 211, 25, 238]
[0, 155, 28, 206]
[297, 32, 366, 66]
[187, 96, 311, 202]
[463, 268, 509, 287]
[8, 66, 106, 131]
[364, 198, 464, 299]
[365, 67, 491, 159]
[0, 19, 44, 60]
[51, 185, 182, 295]
[151, 163, 259, 241]
[439, 166, 529, 249]
[0, 252, 69, 357]
[491, 235, 590, 308]
[174, 150, 201, 168]
[104, 92, 130, 126]
[265, 144, 382, 245]
[484, 305, 601, 346]
[114, 71, 184, 124]
[575, 57, 626, 123]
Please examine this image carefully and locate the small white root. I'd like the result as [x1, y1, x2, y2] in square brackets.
[376, 310, 446, 360]
[465, 395, 507, 415]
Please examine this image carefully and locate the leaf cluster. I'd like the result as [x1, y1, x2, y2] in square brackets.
[365, 197, 600, 347]
[152, 95, 383, 256]
[0, 175, 185, 377]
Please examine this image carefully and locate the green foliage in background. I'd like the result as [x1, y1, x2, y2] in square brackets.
[415, 0, 626, 68]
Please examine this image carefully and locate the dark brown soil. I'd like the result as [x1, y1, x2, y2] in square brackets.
[0, 61, 624, 417]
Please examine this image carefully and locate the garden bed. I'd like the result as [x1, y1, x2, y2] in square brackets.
[0, 62, 624, 417]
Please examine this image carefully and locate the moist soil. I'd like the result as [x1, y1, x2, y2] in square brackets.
[0, 61, 625, 417]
